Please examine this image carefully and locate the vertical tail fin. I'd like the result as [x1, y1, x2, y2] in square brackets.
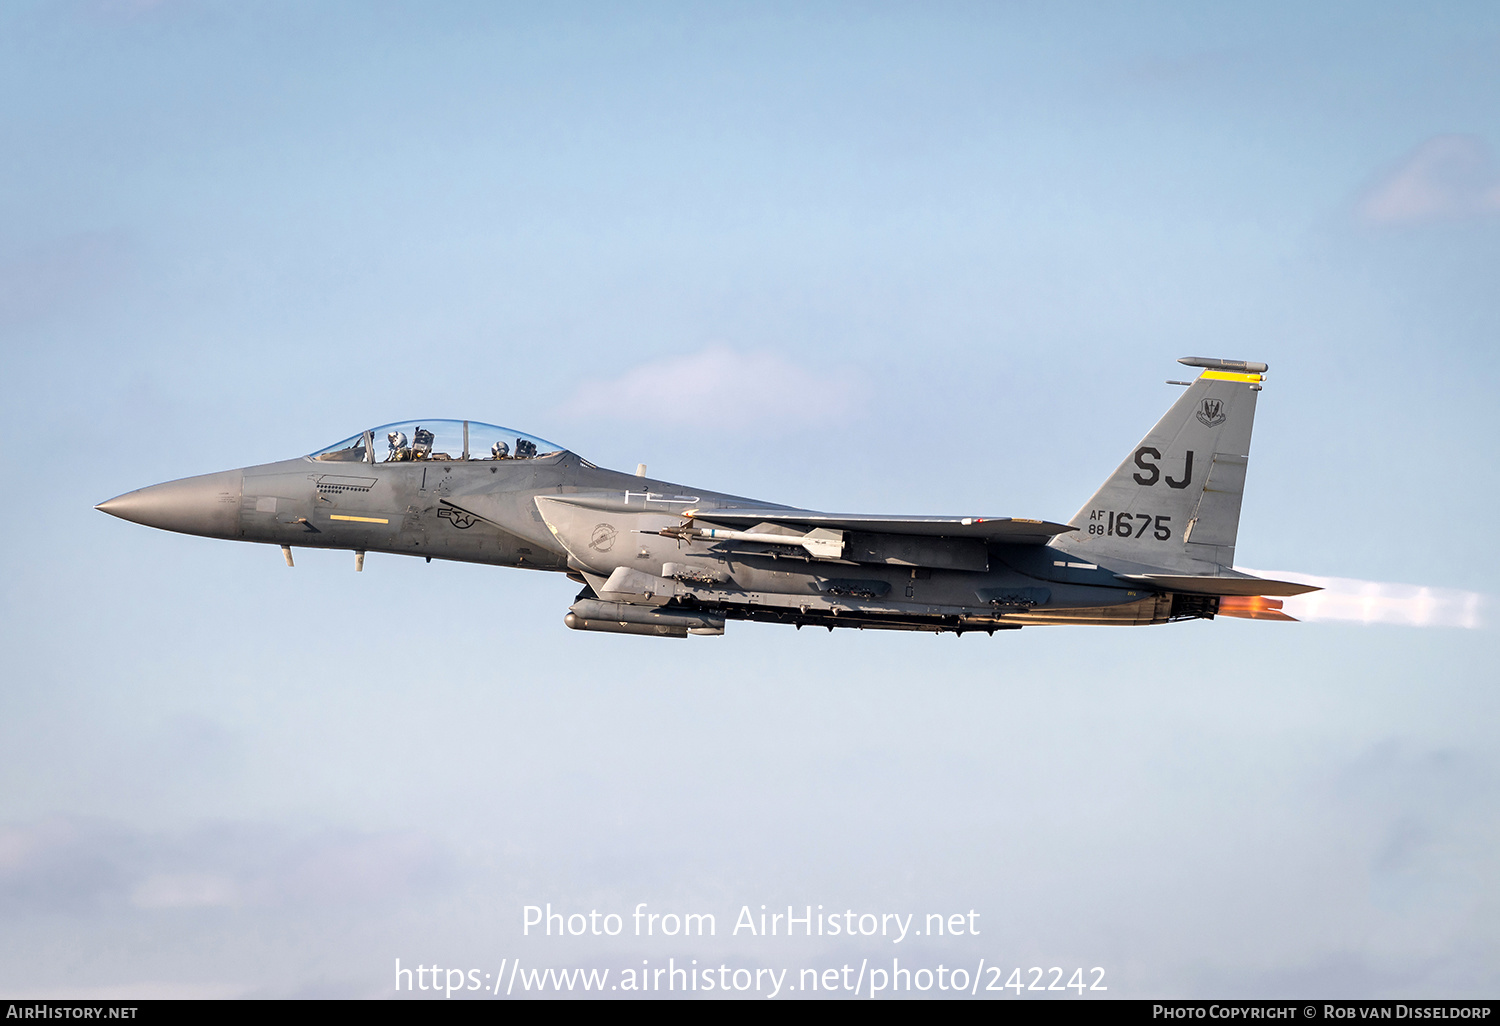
[1052, 358, 1267, 573]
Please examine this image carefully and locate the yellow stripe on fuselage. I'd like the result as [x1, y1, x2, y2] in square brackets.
[329, 514, 389, 524]
[1200, 370, 1263, 383]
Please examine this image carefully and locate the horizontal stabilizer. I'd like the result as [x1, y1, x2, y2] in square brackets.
[1115, 573, 1321, 597]
[685, 508, 1074, 545]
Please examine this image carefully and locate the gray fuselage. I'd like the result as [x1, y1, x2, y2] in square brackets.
[100, 448, 1190, 635]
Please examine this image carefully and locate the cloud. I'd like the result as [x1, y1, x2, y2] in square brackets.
[1238, 568, 1488, 628]
[0, 818, 135, 914]
[1356, 135, 1500, 226]
[0, 982, 249, 1001]
[129, 873, 242, 910]
[557, 346, 861, 431]
[0, 817, 447, 915]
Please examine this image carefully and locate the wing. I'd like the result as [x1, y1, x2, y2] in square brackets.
[684, 507, 1076, 545]
[1113, 572, 1321, 597]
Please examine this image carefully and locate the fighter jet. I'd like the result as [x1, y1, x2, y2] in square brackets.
[96, 357, 1316, 638]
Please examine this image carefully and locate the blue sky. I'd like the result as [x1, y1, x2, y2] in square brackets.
[1, 0, 1497, 999]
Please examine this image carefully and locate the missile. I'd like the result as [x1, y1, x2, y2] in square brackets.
[564, 615, 690, 638]
[658, 524, 845, 559]
[564, 597, 727, 637]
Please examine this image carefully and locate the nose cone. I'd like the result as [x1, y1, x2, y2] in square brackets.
[97, 469, 244, 538]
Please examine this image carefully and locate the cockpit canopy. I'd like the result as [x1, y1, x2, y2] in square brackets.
[311, 420, 569, 464]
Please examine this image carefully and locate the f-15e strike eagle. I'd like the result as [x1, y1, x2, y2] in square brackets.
[97, 357, 1316, 638]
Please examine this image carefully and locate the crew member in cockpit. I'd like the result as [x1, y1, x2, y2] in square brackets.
[387, 430, 409, 462]
[491, 440, 510, 459]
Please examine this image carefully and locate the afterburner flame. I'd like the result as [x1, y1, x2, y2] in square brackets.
[1235, 568, 1487, 629]
[1217, 595, 1297, 621]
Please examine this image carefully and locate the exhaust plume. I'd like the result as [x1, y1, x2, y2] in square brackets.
[1236, 568, 1487, 629]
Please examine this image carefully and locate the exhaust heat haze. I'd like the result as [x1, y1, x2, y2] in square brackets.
[1236, 569, 1487, 629]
